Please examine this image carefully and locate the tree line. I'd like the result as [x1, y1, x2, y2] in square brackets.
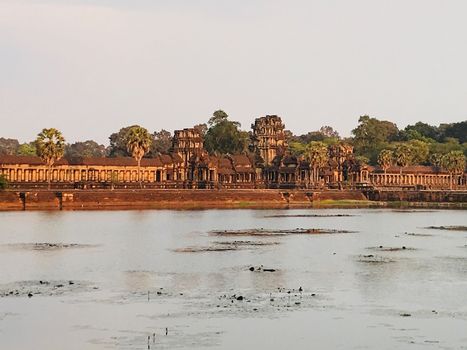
[1, 112, 466, 178]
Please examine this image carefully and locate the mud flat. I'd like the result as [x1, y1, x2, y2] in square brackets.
[366, 246, 416, 252]
[174, 241, 279, 253]
[0, 280, 96, 298]
[210, 228, 356, 237]
[356, 255, 395, 264]
[424, 225, 467, 231]
[403, 232, 433, 237]
[2, 242, 98, 251]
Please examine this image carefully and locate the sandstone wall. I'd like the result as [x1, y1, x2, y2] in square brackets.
[0, 189, 366, 211]
[0, 189, 464, 211]
[365, 190, 467, 203]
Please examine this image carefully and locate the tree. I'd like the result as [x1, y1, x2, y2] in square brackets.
[17, 142, 37, 156]
[0, 138, 19, 155]
[204, 110, 249, 155]
[208, 110, 230, 126]
[355, 155, 369, 166]
[126, 126, 153, 188]
[289, 127, 340, 146]
[288, 141, 307, 157]
[193, 123, 208, 138]
[428, 138, 464, 158]
[377, 149, 393, 183]
[108, 126, 136, 157]
[352, 115, 399, 163]
[440, 121, 467, 143]
[305, 141, 328, 185]
[149, 129, 172, 156]
[319, 126, 340, 138]
[0, 174, 7, 190]
[441, 151, 466, 189]
[35, 128, 65, 189]
[407, 140, 429, 164]
[404, 122, 439, 141]
[394, 144, 413, 174]
[65, 140, 106, 159]
[429, 153, 443, 167]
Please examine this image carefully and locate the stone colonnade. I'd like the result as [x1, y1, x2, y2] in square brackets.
[369, 173, 461, 187]
[0, 165, 158, 183]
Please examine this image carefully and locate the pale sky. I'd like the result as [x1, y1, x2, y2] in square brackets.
[1, 0, 466, 144]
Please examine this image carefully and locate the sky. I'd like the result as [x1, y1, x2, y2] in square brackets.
[0, 0, 466, 145]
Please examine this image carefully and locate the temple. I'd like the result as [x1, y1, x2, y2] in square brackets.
[1, 115, 466, 189]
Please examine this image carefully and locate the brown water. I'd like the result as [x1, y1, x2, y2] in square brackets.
[0, 209, 466, 349]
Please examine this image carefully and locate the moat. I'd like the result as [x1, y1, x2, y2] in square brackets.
[0, 209, 466, 349]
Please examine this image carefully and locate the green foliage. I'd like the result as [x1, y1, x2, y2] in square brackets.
[407, 140, 429, 164]
[149, 129, 172, 156]
[441, 151, 466, 174]
[289, 127, 340, 145]
[288, 141, 307, 156]
[126, 126, 153, 187]
[319, 126, 340, 138]
[377, 149, 394, 171]
[193, 124, 208, 137]
[108, 126, 136, 157]
[355, 155, 369, 166]
[440, 121, 467, 143]
[428, 138, 463, 156]
[394, 143, 413, 168]
[35, 128, 65, 189]
[351, 115, 399, 163]
[305, 141, 329, 183]
[403, 120, 466, 143]
[0, 174, 8, 190]
[429, 153, 443, 167]
[208, 110, 231, 126]
[322, 137, 340, 146]
[404, 122, 439, 141]
[204, 110, 249, 155]
[126, 126, 153, 162]
[305, 141, 328, 168]
[441, 150, 466, 189]
[17, 142, 37, 156]
[65, 140, 106, 159]
[35, 128, 65, 167]
[0, 138, 19, 155]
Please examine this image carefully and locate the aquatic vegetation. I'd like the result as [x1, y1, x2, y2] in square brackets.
[425, 226, 467, 231]
[0, 280, 96, 298]
[210, 228, 356, 237]
[3, 243, 98, 251]
[356, 255, 395, 263]
[174, 240, 280, 253]
[366, 246, 416, 252]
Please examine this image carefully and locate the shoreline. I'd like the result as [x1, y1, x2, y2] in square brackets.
[0, 189, 465, 211]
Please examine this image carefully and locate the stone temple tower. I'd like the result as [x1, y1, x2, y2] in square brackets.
[172, 128, 204, 165]
[251, 115, 288, 166]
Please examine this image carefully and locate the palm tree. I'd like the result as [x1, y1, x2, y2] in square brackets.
[305, 141, 328, 185]
[429, 153, 443, 168]
[441, 151, 466, 190]
[126, 126, 153, 188]
[377, 149, 393, 185]
[394, 144, 412, 174]
[35, 128, 65, 190]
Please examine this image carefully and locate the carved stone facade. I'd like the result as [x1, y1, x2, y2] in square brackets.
[251, 115, 287, 166]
